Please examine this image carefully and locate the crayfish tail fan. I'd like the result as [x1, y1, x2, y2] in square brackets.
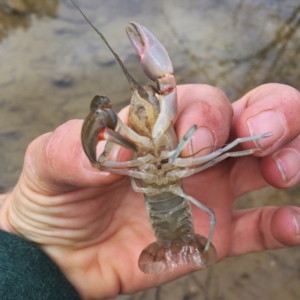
[138, 234, 217, 274]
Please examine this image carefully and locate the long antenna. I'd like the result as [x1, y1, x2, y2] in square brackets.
[71, 0, 148, 100]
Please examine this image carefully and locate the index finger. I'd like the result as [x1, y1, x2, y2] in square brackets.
[233, 83, 300, 155]
[232, 83, 300, 190]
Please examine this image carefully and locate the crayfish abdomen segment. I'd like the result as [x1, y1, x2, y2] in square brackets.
[139, 192, 217, 274]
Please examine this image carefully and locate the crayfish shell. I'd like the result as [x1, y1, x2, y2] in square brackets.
[138, 234, 217, 274]
[129, 90, 158, 138]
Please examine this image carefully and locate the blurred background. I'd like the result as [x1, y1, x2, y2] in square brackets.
[0, 0, 300, 299]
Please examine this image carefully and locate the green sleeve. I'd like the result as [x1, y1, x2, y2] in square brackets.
[0, 230, 81, 300]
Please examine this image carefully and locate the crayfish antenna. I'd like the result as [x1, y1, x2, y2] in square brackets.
[71, 0, 149, 101]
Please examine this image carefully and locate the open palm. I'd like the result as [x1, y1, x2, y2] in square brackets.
[1, 84, 300, 300]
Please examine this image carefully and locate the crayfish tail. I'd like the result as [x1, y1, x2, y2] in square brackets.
[138, 234, 217, 275]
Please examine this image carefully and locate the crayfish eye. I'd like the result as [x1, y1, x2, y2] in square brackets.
[90, 95, 112, 111]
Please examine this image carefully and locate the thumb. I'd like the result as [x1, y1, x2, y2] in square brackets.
[23, 120, 124, 195]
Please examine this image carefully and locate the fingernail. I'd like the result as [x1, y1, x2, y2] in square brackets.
[188, 127, 214, 157]
[81, 143, 122, 171]
[247, 110, 285, 149]
[291, 213, 300, 236]
[273, 149, 300, 183]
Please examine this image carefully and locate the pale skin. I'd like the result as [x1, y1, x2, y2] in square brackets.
[1, 83, 300, 300]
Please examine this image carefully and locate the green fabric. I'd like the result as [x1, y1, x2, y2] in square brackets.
[0, 230, 81, 300]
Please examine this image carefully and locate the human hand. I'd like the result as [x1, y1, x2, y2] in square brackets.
[0, 83, 300, 299]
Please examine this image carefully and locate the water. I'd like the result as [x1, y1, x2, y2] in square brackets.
[0, 0, 300, 299]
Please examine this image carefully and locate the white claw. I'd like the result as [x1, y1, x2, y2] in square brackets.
[126, 22, 178, 139]
[126, 22, 173, 80]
